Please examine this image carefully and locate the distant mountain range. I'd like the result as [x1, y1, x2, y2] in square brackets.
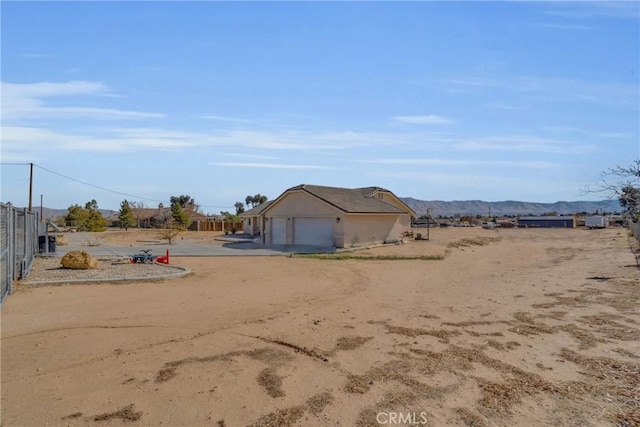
[34, 207, 117, 220]
[400, 198, 622, 217]
[26, 200, 622, 220]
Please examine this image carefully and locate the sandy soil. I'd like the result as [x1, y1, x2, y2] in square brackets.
[58, 229, 231, 247]
[2, 227, 638, 426]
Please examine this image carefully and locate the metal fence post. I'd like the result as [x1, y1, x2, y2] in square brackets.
[9, 204, 16, 294]
[8, 204, 15, 296]
[1, 203, 39, 304]
[0, 203, 10, 302]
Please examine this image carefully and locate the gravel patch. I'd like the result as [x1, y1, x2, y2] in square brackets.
[21, 256, 189, 285]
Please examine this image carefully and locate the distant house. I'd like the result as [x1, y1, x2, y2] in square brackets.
[242, 184, 415, 248]
[186, 210, 216, 231]
[518, 216, 575, 228]
[130, 207, 211, 230]
[241, 200, 274, 239]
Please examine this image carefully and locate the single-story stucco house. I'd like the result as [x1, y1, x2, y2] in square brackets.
[241, 200, 274, 238]
[241, 184, 415, 248]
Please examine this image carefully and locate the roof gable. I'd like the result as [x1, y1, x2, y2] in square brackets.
[263, 184, 412, 215]
[241, 200, 274, 217]
[355, 187, 416, 216]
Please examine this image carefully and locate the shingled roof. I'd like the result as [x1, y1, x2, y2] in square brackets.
[281, 184, 407, 214]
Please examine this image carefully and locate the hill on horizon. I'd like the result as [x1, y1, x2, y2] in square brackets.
[13, 199, 623, 221]
[14, 207, 117, 220]
[400, 198, 622, 217]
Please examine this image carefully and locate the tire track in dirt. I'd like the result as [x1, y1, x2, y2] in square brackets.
[2, 324, 204, 340]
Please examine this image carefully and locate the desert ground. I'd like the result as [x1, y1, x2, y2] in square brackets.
[1, 227, 638, 426]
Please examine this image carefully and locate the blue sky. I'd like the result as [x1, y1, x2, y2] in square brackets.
[1, 1, 638, 213]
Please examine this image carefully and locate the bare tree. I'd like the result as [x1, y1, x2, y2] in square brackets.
[588, 159, 640, 217]
[129, 201, 148, 228]
[157, 224, 184, 244]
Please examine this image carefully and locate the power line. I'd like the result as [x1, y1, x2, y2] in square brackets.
[33, 164, 168, 205]
[2, 162, 234, 209]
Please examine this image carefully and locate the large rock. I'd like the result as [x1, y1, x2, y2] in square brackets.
[61, 251, 99, 270]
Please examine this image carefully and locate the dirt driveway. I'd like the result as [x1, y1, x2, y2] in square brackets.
[2, 228, 638, 426]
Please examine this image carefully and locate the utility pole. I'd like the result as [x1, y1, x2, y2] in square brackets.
[40, 194, 44, 221]
[426, 208, 431, 241]
[28, 163, 34, 212]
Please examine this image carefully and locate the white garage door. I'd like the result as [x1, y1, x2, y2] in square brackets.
[293, 218, 334, 247]
[271, 218, 287, 245]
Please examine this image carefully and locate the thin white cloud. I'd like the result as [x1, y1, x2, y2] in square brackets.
[1, 126, 198, 153]
[371, 170, 531, 186]
[485, 103, 529, 111]
[542, 2, 640, 19]
[537, 23, 593, 31]
[454, 135, 598, 154]
[36, 106, 163, 120]
[541, 126, 588, 133]
[437, 77, 501, 94]
[200, 115, 241, 122]
[3, 81, 107, 97]
[393, 115, 455, 125]
[19, 53, 50, 59]
[360, 158, 554, 169]
[439, 75, 638, 108]
[221, 153, 281, 160]
[205, 129, 393, 151]
[211, 162, 332, 170]
[1, 124, 391, 157]
[1, 81, 165, 122]
[598, 132, 632, 139]
[542, 127, 634, 139]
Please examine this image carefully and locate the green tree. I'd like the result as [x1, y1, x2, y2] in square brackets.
[65, 200, 106, 231]
[221, 212, 242, 234]
[171, 201, 191, 230]
[256, 194, 268, 205]
[119, 199, 136, 230]
[84, 209, 108, 232]
[245, 194, 268, 208]
[85, 199, 99, 211]
[170, 195, 197, 211]
[65, 204, 89, 228]
[234, 201, 245, 215]
[84, 199, 107, 231]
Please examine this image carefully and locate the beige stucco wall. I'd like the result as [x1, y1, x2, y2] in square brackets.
[264, 191, 339, 245]
[263, 190, 411, 247]
[242, 216, 263, 237]
[266, 191, 339, 217]
[242, 218, 252, 234]
[339, 213, 411, 248]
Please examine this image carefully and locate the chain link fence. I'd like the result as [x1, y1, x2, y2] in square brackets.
[1, 203, 38, 305]
[630, 221, 640, 241]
